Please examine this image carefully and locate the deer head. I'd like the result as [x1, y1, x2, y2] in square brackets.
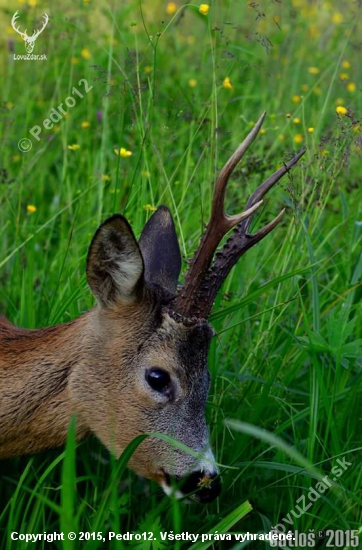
[81, 211, 217, 502]
[77, 113, 304, 501]
[11, 11, 48, 54]
[0, 113, 304, 503]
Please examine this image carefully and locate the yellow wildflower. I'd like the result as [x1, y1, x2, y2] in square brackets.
[301, 84, 309, 92]
[278, 134, 285, 141]
[308, 67, 319, 75]
[342, 61, 351, 69]
[70, 57, 79, 65]
[260, 129, 266, 135]
[339, 73, 349, 81]
[293, 134, 303, 144]
[68, 144, 80, 151]
[101, 175, 111, 182]
[353, 125, 360, 134]
[336, 106, 347, 115]
[81, 121, 90, 129]
[144, 204, 157, 212]
[332, 13, 343, 24]
[293, 117, 301, 124]
[28, 0, 37, 6]
[309, 25, 318, 38]
[81, 48, 91, 60]
[27, 205, 37, 213]
[144, 66, 152, 74]
[189, 79, 197, 87]
[12, 154, 21, 162]
[347, 82, 356, 92]
[199, 4, 210, 15]
[166, 2, 177, 15]
[292, 95, 301, 104]
[222, 77, 233, 90]
[308, 127, 314, 133]
[114, 147, 132, 157]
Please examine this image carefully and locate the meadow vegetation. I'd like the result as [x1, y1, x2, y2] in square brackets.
[0, 0, 361, 548]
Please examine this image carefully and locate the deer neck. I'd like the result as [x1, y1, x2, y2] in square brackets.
[0, 313, 92, 458]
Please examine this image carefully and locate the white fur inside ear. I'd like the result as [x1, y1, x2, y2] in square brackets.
[104, 227, 143, 299]
[111, 252, 143, 296]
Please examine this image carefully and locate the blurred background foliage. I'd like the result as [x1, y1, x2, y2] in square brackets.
[0, 1, 361, 548]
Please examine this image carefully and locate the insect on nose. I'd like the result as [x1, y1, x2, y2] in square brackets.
[179, 470, 221, 503]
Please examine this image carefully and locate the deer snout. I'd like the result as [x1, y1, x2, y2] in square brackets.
[160, 447, 221, 503]
[180, 471, 221, 503]
[161, 470, 221, 503]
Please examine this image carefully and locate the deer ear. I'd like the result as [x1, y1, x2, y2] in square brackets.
[86, 215, 144, 307]
[139, 206, 181, 296]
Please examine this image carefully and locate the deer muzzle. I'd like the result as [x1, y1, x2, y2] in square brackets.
[161, 470, 221, 503]
[160, 447, 221, 503]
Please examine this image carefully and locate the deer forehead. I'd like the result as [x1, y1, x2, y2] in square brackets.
[95, 307, 213, 373]
[138, 313, 214, 375]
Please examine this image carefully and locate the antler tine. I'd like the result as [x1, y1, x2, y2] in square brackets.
[185, 208, 287, 319]
[11, 11, 20, 26]
[249, 207, 285, 242]
[186, 149, 305, 318]
[33, 13, 49, 39]
[172, 113, 268, 317]
[11, 11, 27, 38]
[173, 137, 305, 319]
[240, 148, 305, 234]
[210, 111, 266, 230]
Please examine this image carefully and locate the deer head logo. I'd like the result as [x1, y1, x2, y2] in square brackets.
[11, 11, 49, 54]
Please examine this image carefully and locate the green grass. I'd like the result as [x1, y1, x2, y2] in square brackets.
[0, 0, 361, 548]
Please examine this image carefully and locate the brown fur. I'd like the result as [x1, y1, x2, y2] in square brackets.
[0, 213, 216, 488]
[0, 315, 90, 456]
[0, 299, 213, 482]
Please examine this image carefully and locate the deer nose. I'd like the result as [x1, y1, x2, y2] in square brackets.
[179, 470, 221, 503]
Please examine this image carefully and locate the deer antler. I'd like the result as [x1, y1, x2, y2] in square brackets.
[173, 112, 305, 319]
[11, 11, 28, 39]
[32, 13, 49, 40]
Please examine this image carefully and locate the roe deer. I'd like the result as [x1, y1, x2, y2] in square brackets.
[0, 113, 304, 502]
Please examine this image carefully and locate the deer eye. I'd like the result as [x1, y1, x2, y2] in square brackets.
[146, 368, 171, 393]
